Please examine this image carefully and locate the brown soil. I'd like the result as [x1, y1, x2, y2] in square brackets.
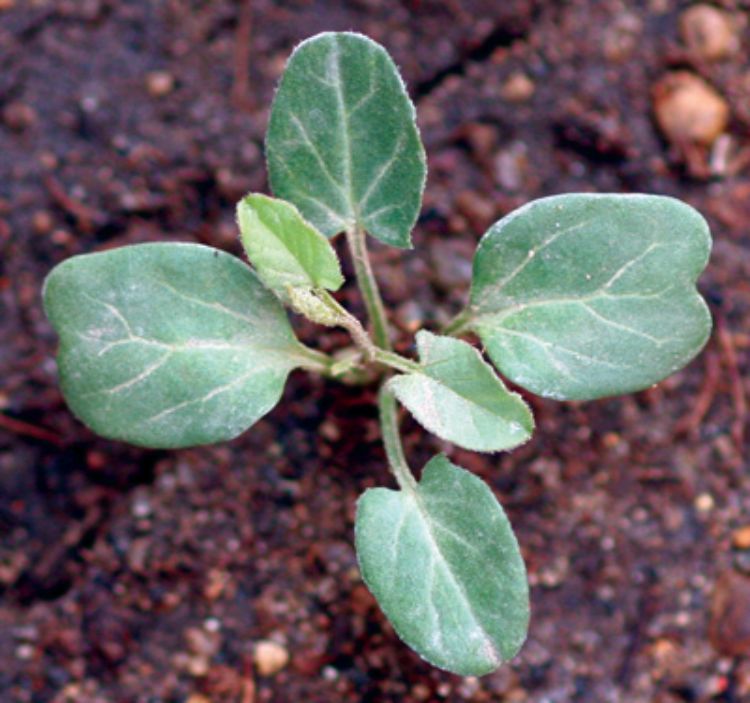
[2, 1, 750, 701]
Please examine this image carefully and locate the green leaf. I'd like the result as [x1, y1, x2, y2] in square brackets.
[356, 454, 529, 676]
[237, 193, 344, 295]
[266, 32, 426, 249]
[43, 243, 308, 449]
[467, 194, 712, 400]
[387, 331, 533, 452]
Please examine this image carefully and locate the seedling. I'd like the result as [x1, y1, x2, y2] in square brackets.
[43, 33, 712, 676]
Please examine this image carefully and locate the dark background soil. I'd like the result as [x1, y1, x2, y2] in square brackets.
[2, 1, 750, 701]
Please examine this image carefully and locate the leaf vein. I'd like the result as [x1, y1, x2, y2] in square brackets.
[289, 111, 347, 197]
[478, 219, 594, 302]
[580, 301, 666, 346]
[92, 351, 173, 397]
[329, 37, 355, 213]
[152, 278, 258, 326]
[410, 494, 500, 663]
[498, 327, 634, 371]
[602, 242, 662, 290]
[139, 366, 268, 426]
[358, 133, 407, 213]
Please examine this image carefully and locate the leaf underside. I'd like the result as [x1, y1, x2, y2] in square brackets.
[237, 193, 344, 294]
[43, 243, 305, 449]
[387, 331, 533, 452]
[266, 31, 426, 248]
[356, 455, 529, 676]
[469, 194, 712, 400]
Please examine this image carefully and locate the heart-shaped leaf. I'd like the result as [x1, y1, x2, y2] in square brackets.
[387, 331, 533, 452]
[237, 193, 344, 295]
[356, 454, 529, 676]
[466, 194, 712, 400]
[266, 32, 426, 248]
[43, 243, 309, 449]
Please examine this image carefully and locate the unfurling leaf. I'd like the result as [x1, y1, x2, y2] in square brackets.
[356, 454, 529, 676]
[387, 331, 533, 452]
[43, 243, 309, 449]
[466, 194, 712, 400]
[266, 32, 426, 248]
[237, 193, 344, 295]
[286, 287, 342, 327]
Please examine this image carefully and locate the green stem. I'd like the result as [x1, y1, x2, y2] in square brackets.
[318, 290, 376, 358]
[295, 344, 339, 377]
[441, 307, 473, 337]
[346, 226, 392, 351]
[318, 291, 420, 374]
[372, 348, 421, 374]
[378, 384, 418, 493]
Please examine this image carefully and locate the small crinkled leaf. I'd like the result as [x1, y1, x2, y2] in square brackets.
[266, 31, 426, 248]
[356, 454, 529, 676]
[43, 243, 307, 449]
[237, 193, 344, 294]
[468, 194, 712, 400]
[387, 331, 533, 452]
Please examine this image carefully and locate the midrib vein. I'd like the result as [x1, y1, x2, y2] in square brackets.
[331, 38, 356, 220]
[406, 490, 500, 662]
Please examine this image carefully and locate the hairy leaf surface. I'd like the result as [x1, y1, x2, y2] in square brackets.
[356, 454, 529, 676]
[467, 194, 712, 400]
[387, 331, 533, 452]
[237, 193, 343, 294]
[44, 243, 307, 448]
[266, 32, 426, 248]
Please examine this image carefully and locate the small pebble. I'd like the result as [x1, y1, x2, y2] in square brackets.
[454, 190, 495, 232]
[680, 4, 739, 60]
[321, 665, 338, 680]
[710, 571, 750, 656]
[126, 537, 149, 572]
[396, 300, 423, 333]
[254, 640, 289, 676]
[38, 151, 58, 170]
[203, 617, 221, 633]
[15, 644, 34, 660]
[146, 71, 175, 97]
[653, 71, 729, 147]
[603, 11, 643, 62]
[80, 95, 99, 113]
[2, 102, 37, 131]
[733, 526, 750, 550]
[429, 239, 473, 289]
[203, 569, 231, 601]
[501, 72, 535, 103]
[131, 494, 152, 518]
[649, 637, 677, 661]
[463, 122, 497, 156]
[52, 229, 73, 245]
[411, 683, 431, 700]
[494, 140, 529, 192]
[186, 695, 212, 703]
[185, 626, 220, 657]
[31, 210, 54, 235]
[318, 419, 341, 442]
[695, 492, 715, 512]
[187, 656, 210, 677]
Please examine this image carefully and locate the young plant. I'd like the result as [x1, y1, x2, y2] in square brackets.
[43, 33, 712, 676]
